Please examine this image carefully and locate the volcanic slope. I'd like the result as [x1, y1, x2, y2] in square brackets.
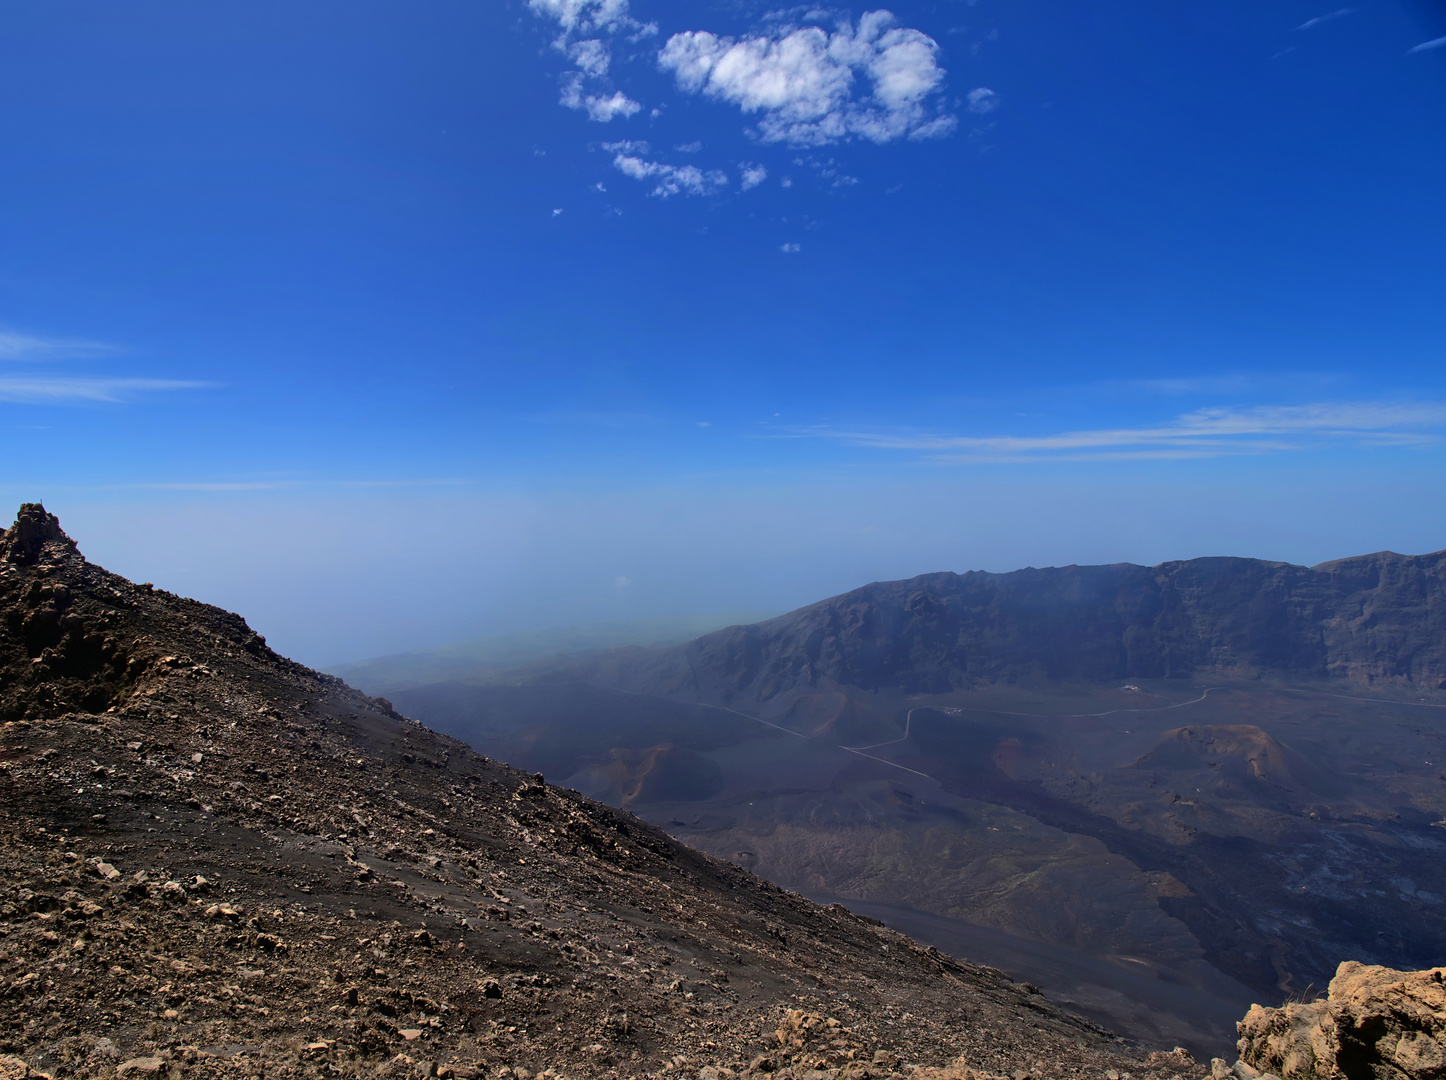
[372, 550, 1446, 1057]
[0, 503, 1198, 1080]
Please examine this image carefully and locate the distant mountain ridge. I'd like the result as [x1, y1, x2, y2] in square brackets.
[545, 548, 1446, 704]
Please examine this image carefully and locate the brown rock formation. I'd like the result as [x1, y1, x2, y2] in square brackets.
[1235, 962, 1446, 1080]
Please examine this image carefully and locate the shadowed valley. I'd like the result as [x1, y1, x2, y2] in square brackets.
[357, 551, 1446, 1058]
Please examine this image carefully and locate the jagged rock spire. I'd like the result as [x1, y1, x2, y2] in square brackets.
[2, 503, 79, 565]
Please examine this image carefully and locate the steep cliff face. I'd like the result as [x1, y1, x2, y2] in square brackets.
[570, 550, 1446, 706]
[1312, 552, 1446, 684]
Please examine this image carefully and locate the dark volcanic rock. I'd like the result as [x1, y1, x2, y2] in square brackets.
[0, 505, 1197, 1080]
[559, 551, 1446, 706]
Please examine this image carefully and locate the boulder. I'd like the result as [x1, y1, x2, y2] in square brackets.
[1237, 961, 1446, 1080]
[911, 1056, 995, 1080]
[114, 1060, 166, 1077]
[0, 1056, 53, 1080]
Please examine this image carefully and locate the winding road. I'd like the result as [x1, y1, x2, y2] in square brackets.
[611, 683, 1231, 785]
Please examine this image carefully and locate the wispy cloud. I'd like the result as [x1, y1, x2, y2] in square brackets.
[603, 140, 728, 197]
[86, 477, 471, 493]
[139, 482, 289, 491]
[659, 11, 955, 145]
[966, 87, 998, 114]
[0, 330, 116, 362]
[0, 376, 209, 404]
[789, 401, 1446, 463]
[1295, 8, 1355, 30]
[1407, 35, 1446, 54]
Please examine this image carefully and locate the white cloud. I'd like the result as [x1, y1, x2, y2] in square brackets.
[740, 163, 769, 190]
[587, 91, 642, 122]
[560, 75, 642, 121]
[528, 0, 636, 36]
[0, 376, 208, 404]
[966, 87, 997, 114]
[0, 330, 114, 362]
[533, 0, 650, 124]
[610, 150, 728, 198]
[675, 141, 703, 153]
[658, 11, 955, 145]
[567, 39, 611, 77]
[780, 242, 801, 253]
[795, 401, 1446, 463]
[1407, 35, 1446, 54]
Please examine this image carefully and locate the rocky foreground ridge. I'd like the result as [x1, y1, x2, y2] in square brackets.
[0, 502, 1208, 1079]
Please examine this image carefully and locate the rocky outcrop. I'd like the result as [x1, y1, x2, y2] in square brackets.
[1233, 962, 1446, 1080]
[0, 503, 77, 566]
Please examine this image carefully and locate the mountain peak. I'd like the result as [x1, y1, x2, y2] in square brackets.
[2, 502, 78, 566]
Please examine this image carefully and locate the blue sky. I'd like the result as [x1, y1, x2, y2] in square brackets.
[3, 0, 1446, 663]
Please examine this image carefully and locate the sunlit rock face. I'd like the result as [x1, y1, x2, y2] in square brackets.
[1236, 961, 1446, 1080]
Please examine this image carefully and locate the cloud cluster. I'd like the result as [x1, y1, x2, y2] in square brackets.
[658, 11, 955, 145]
[527, 5, 964, 195]
[529, 0, 652, 123]
[604, 141, 728, 197]
[528, 0, 633, 35]
[801, 401, 1446, 463]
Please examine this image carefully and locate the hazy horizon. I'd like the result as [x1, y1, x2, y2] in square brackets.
[20, 464, 1444, 667]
